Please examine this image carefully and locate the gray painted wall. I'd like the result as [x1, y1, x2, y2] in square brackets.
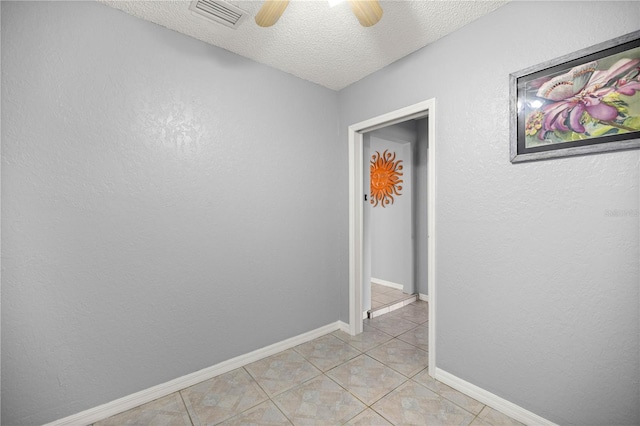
[369, 122, 416, 293]
[369, 137, 412, 290]
[1, 2, 341, 424]
[339, 2, 639, 425]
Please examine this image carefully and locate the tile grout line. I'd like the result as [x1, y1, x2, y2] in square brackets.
[467, 412, 482, 426]
[291, 335, 363, 373]
[240, 365, 273, 401]
[269, 397, 295, 426]
[369, 405, 397, 426]
[340, 339, 391, 354]
[177, 391, 196, 426]
[257, 366, 320, 400]
[325, 352, 409, 409]
[321, 371, 369, 421]
[340, 408, 367, 425]
[408, 373, 489, 422]
[363, 338, 428, 380]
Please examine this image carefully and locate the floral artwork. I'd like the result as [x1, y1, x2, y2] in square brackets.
[370, 150, 403, 208]
[523, 52, 640, 147]
[510, 31, 640, 162]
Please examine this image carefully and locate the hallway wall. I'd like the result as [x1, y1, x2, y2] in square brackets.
[1, 2, 341, 424]
[338, 2, 640, 425]
[368, 122, 417, 294]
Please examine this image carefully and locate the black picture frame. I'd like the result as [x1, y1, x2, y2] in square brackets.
[510, 30, 640, 163]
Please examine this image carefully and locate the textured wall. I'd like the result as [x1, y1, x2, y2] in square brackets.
[339, 2, 639, 425]
[1, 2, 340, 424]
[369, 124, 416, 293]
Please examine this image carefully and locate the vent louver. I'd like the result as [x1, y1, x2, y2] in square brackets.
[189, 0, 248, 29]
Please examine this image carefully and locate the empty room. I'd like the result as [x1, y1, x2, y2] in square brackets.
[2, 1, 639, 425]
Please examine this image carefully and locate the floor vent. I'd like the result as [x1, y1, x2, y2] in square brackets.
[189, 0, 248, 29]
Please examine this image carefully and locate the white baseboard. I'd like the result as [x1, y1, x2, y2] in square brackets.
[435, 368, 557, 426]
[419, 293, 429, 302]
[369, 295, 417, 318]
[337, 320, 350, 333]
[370, 277, 403, 290]
[45, 321, 347, 426]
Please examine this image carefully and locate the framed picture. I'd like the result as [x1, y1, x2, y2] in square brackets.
[510, 30, 640, 163]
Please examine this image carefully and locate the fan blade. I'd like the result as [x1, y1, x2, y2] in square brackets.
[348, 0, 383, 27]
[255, 0, 290, 27]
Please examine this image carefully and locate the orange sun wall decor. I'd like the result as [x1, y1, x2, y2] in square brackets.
[370, 149, 403, 207]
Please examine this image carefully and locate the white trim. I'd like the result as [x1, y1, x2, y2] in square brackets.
[419, 293, 429, 302]
[348, 125, 364, 336]
[370, 277, 403, 290]
[426, 100, 436, 377]
[435, 369, 558, 426]
[369, 295, 418, 318]
[45, 321, 347, 426]
[348, 98, 437, 378]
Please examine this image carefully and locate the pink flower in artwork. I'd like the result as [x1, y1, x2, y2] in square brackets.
[527, 58, 640, 139]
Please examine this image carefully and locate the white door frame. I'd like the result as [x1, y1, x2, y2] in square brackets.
[348, 98, 436, 376]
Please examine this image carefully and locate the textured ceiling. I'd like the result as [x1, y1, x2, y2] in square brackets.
[99, 0, 508, 90]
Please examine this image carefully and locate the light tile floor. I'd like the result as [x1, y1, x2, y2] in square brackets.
[370, 284, 412, 310]
[94, 301, 524, 426]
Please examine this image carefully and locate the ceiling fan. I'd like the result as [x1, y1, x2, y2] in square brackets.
[254, 0, 383, 27]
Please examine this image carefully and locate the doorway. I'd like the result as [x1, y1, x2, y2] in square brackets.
[364, 120, 422, 318]
[348, 98, 436, 376]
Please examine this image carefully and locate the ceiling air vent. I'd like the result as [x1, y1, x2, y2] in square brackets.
[189, 0, 248, 29]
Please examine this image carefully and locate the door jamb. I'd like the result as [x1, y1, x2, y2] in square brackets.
[348, 98, 436, 376]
